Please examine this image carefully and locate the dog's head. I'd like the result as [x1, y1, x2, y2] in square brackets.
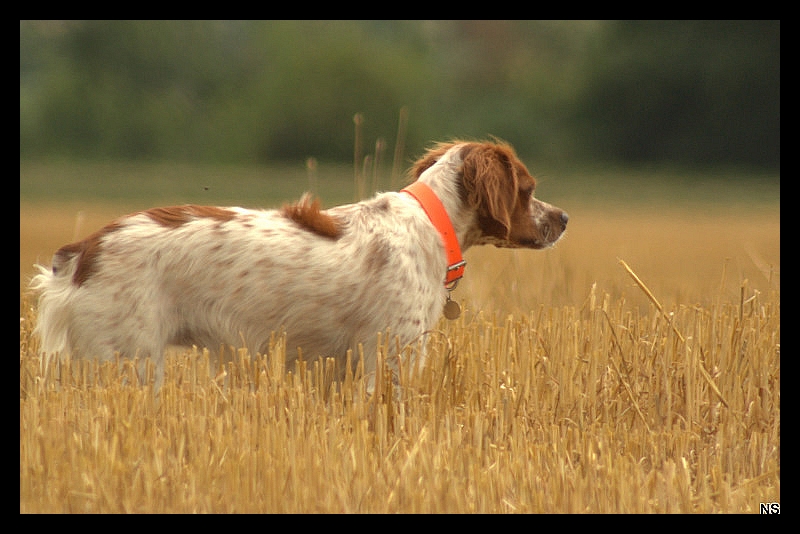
[413, 140, 568, 249]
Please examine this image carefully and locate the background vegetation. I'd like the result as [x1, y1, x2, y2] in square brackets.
[20, 20, 779, 171]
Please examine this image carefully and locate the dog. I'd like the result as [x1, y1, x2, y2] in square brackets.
[30, 140, 568, 389]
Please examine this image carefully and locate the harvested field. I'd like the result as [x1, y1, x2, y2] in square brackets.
[20, 192, 779, 513]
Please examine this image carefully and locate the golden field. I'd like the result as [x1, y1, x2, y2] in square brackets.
[20, 196, 779, 513]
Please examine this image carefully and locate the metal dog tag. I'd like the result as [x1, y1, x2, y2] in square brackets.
[443, 296, 461, 320]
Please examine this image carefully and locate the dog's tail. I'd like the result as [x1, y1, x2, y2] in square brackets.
[29, 258, 78, 372]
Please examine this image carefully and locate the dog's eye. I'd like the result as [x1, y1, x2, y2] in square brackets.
[521, 185, 535, 197]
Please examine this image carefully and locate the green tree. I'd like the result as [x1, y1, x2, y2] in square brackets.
[575, 20, 780, 170]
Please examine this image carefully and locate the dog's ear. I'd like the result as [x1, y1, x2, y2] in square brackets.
[460, 143, 520, 240]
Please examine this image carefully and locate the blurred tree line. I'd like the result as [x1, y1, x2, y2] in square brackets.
[20, 20, 779, 171]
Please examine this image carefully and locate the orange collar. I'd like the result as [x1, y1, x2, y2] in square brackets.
[401, 181, 466, 287]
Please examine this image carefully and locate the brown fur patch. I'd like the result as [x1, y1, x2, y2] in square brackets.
[53, 205, 237, 287]
[144, 205, 237, 228]
[282, 194, 342, 239]
[53, 221, 124, 287]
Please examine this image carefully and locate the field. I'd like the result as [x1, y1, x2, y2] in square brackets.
[20, 162, 779, 513]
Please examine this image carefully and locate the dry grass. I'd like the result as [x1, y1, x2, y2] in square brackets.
[20, 201, 779, 513]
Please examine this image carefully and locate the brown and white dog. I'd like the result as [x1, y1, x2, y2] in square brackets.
[31, 140, 568, 388]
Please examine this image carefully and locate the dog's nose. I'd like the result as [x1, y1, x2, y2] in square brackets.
[561, 211, 569, 226]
